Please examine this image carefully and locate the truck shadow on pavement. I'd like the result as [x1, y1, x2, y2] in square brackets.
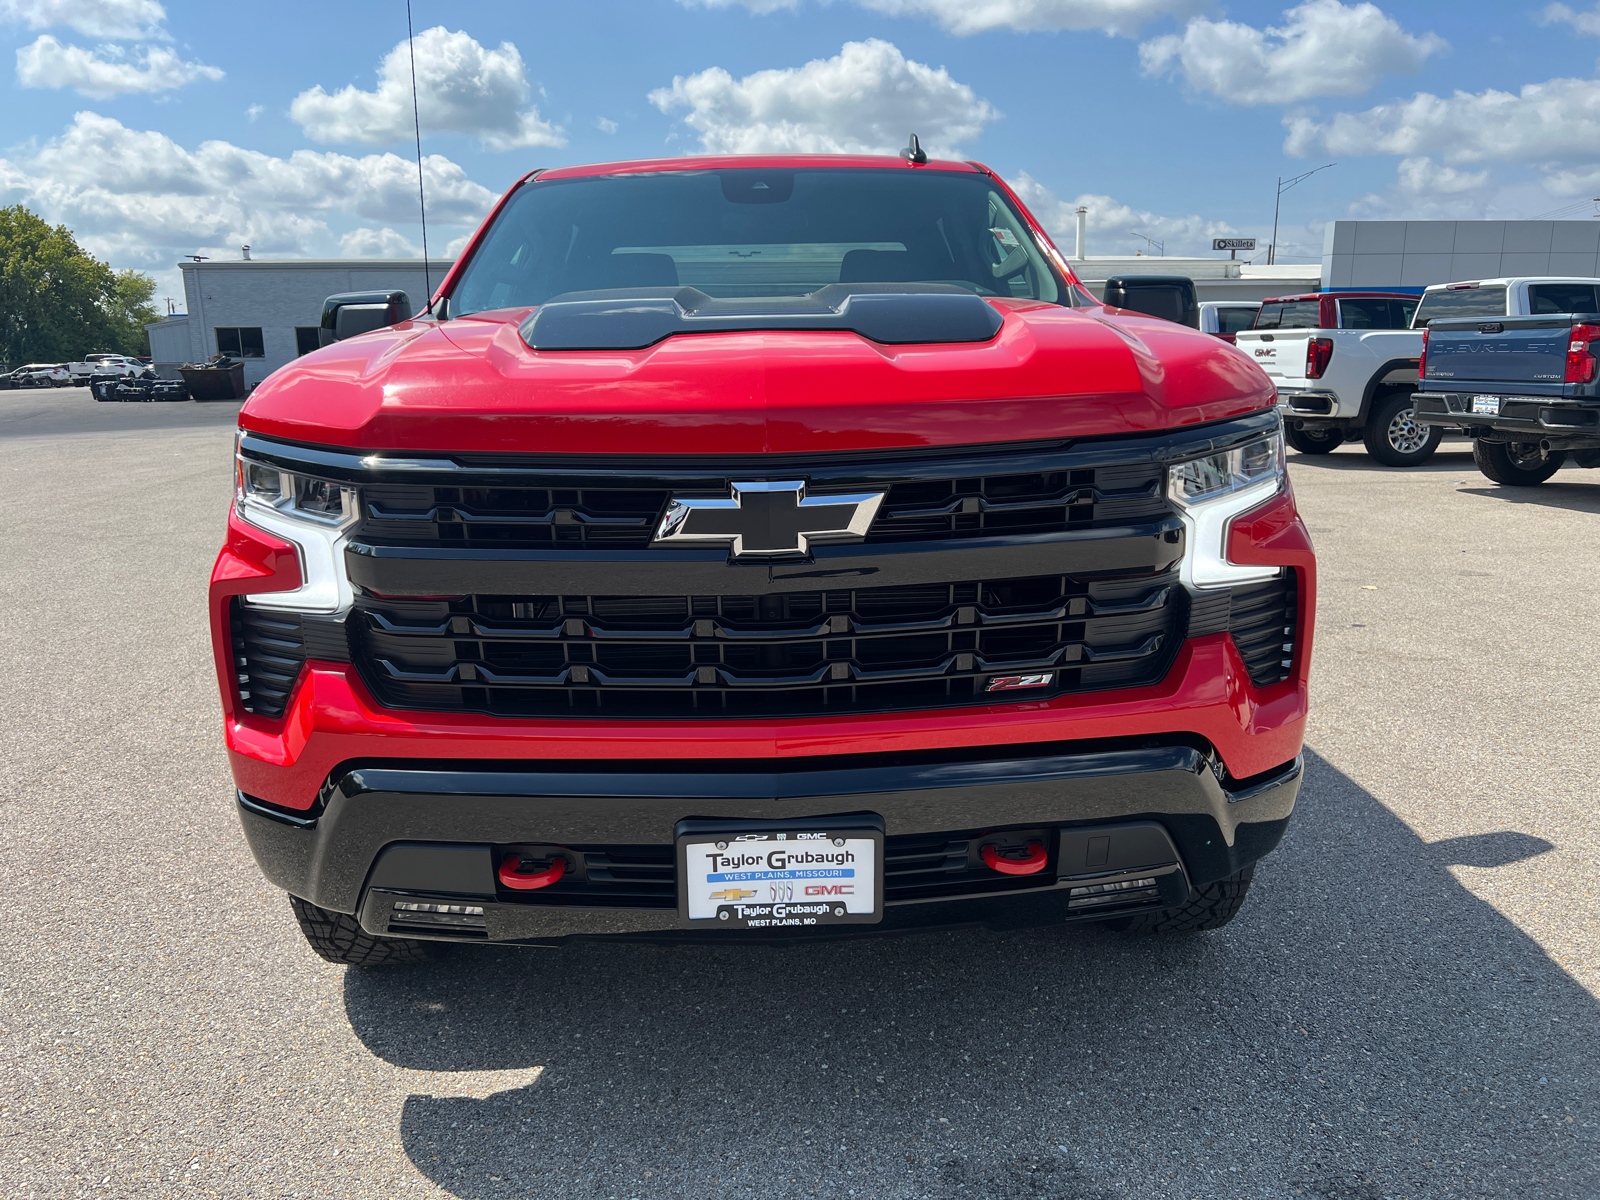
[342, 750, 1599, 1200]
[1286, 446, 1480, 475]
[1454, 486, 1600, 514]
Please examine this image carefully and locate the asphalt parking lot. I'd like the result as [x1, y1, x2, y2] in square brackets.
[2, 389, 1597, 1200]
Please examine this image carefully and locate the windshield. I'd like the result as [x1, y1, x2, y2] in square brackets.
[1411, 286, 1507, 327]
[450, 168, 1065, 314]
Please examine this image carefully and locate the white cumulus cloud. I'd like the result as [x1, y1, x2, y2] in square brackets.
[649, 38, 997, 156]
[16, 35, 222, 97]
[1008, 171, 1246, 257]
[1285, 75, 1600, 165]
[290, 26, 564, 150]
[340, 226, 422, 257]
[1539, 3, 1600, 35]
[0, 0, 166, 38]
[0, 111, 498, 276]
[1138, 0, 1444, 105]
[854, 0, 1204, 37]
[1394, 156, 1489, 196]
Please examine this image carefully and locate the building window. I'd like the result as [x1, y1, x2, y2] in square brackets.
[295, 327, 322, 356]
[216, 327, 265, 358]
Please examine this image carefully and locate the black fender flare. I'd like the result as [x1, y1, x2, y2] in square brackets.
[1358, 358, 1423, 423]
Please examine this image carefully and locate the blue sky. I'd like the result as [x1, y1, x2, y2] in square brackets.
[5, 0, 1600, 305]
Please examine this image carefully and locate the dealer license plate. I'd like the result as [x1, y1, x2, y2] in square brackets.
[1471, 395, 1501, 415]
[677, 827, 883, 929]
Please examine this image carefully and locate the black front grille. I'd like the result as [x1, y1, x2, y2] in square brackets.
[353, 566, 1183, 719]
[1229, 571, 1298, 687]
[232, 601, 306, 719]
[354, 459, 1169, 550]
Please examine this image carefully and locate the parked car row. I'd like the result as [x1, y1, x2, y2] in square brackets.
[1106, 271, 1600, 478]
[2, 354, 151, 389]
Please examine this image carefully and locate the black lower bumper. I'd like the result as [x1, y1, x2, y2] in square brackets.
[236, 738, 1301, 945]
[1414, 391, 1600, 448]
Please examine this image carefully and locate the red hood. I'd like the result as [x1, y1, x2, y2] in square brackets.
[239, 298, 1274, 455]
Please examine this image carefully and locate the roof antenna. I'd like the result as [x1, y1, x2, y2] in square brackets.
[406, 0, 432, 315]
[901, 133, 927, 165]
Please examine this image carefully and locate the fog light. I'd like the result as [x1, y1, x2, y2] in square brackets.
[1066, 877, 1159, 909]
[390, 902, 487, 929]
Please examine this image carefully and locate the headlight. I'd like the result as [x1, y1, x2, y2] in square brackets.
[237, 457, 358, 526]
[235, 436, 359, 612]
[1167, 429, 1285, 589]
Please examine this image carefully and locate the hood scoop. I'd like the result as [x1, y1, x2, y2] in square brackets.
[520, 284, 1004, 351]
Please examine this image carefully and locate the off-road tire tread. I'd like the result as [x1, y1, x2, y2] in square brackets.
[288, 895, 430, 967]
[1112, 865, 1255, 933]
[1472, 439, 1565, 486]
[1285, 426, 1342, 455]
[1363, 390, 1441, 467]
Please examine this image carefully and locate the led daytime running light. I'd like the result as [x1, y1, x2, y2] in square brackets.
[234, 439, 359, 613]
[1167, 429, 1286, 590]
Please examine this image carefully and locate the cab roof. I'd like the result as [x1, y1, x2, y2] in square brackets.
[1259, 291, 1417, 304]
[535, 154, 985, 180]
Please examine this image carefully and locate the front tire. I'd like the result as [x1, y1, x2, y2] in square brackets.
[1285, 424, 1343, 455]
[1473, 439, 1566, 486]
[1363, 391, 1442, 466]
[288, 895, 431, 966]
[1108, 865, 1255, 933]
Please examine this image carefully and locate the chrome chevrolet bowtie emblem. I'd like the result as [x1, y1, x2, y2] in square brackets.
[653, 480, 886, 559]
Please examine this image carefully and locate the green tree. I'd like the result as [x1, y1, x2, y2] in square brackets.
[0, 205, 158, 366]
[103, 269, 161, 358]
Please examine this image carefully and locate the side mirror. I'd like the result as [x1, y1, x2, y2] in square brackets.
[319, 290, 414, 346]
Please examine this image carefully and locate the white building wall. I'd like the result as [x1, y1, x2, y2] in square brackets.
[1322, 221, 1600, 292]
[143, 315, 190, 370]
[178, 259, 454, 387]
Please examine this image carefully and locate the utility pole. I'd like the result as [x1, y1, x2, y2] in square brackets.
[1271, 163, 1335, 265]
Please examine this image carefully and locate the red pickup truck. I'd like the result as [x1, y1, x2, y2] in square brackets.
[212, 153, 1314, 963]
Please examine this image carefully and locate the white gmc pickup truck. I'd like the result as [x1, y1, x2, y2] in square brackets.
[1234, 278, 1600, 466]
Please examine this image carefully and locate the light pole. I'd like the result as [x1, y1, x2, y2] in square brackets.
[1270, 163, 1335, 265]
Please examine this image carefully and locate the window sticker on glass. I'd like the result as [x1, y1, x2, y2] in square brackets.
[990, 227, 1021, 251]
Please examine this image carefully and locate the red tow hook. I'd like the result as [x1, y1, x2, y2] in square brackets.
[981, 841, 1048, 876]
[498, 854, 567, 890]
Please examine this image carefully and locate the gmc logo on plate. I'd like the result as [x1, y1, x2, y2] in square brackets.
[805, 884, 854, 896]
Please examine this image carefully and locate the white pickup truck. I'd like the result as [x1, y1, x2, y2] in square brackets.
[1236, 278, 1600, 466]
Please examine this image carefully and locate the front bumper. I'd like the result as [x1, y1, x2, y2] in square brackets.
[1414, 391, 1600, 447]
[237, 741, 1302, 944]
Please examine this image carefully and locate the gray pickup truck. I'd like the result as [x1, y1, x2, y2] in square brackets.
[1413, 311, 1600, 485]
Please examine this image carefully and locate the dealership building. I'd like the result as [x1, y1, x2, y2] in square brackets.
[144, 257, 454, 385]
[142, 219, 1600, 385]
